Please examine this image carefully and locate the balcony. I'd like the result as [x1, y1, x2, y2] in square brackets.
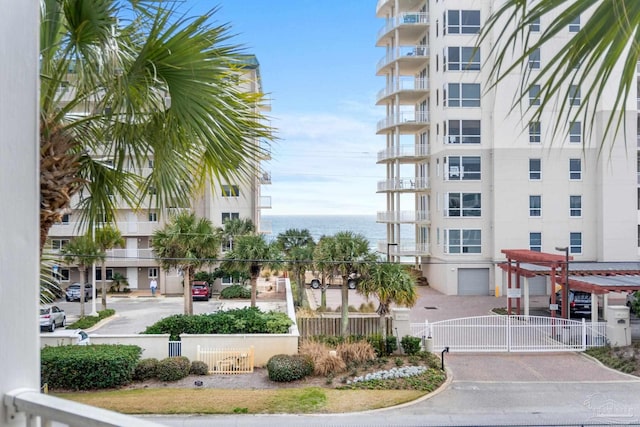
[105, 248, 156, 267]
[377, 144, 429, 162]
[377, 240, 430, 257]
[377, 111, 429, 133]
[260, 171, 272, 185]
[49, 221, 162, 237]
[259, 138, 271, 160]
[377, 177, 429, 192]
[259, 219, 272, 234]
[376, 77, 429, 104]
[259, 195, 272, 209]
[377, 210, 430, 224]
[376, 12, 429, 44]
[376, 45, 429, 75]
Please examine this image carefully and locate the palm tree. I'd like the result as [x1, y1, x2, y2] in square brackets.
[220, 218, 256, 251]
[480, 1, 639, 148]
[317, 231, 372, 336]
[39, 0, 272, 253]
[276, 229, 315, 306]
[221, 234, 282, 307]
[94, 225, 124, 310]
[151, 212, 220, 315]
[60, 235, 104, 318]
[313, 235, 334, 311]
[358, 261, 418, 338]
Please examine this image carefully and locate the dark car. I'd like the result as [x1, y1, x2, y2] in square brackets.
[65, 283, 93, 302]
[552, 290, 592, 317]
[192, 282, 211, 301]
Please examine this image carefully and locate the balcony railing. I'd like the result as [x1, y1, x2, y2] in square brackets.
[377, 12, 429, 40]
[376, 77, 429, 102]
[377, 111, 429, 132]
[377, 240, 430, 256]
[106, 248, 154, 260]
[260, 171, 272, 184]
[377, 177, 429, 192]
[377, 210, 430, 223]
[259, 195, 272, 209]
[376, 45, 430, 72]
[49, 221, 162, 237]
[377, 144, 429, 162]
[259, 219, 272, 234]
[4, 388, 163, 427]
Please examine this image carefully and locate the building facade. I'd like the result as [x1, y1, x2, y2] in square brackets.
[375, 0, 637, 295]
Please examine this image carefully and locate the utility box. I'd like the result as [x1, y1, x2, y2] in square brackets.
[606, 305, 631, 347]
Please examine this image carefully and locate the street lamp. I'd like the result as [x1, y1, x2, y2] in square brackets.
[387, 242, 398, 263]
[555, 246, 570, 319]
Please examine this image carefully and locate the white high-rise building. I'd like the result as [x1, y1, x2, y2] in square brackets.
[375, 1, 637, 296]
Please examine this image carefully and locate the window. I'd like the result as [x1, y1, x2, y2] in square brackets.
[569, 121, 581, 143]
[569, 158, 582, 180]
[446, 156, 481, 180]
[95, 268, 113, 281]
[570, 232, 582, 254]
[447, 83, 481, 107]
[445, 229, 482, 253]
[222, 185, 240, 197]
[148, 268, 158, 279]
[569, 16, 580, 32]
[529, 122, 541, 143]
[51, 239, 69, 250]
[222, 277, 234, 285]
[529, 195, 542, 217]
[148, 159, 154, 168]
[569, 85, 580, 106]
[55, 214, 70, 225]
[529, 158, 541, 180]
[570, 195, 582, 217]
[222, 212, 240, 223]
[148, 212, 158, 222]
[447, 47, 480, 71]
[528, 48, 540, 69]
[530, 17, 540, 32]
[530, 232, 542, 252]
[52, 267, 70, 282]
[447, 10, 481, 34]
[529, 85, 541, 106]
[447, 120, 480, 144]
[447, 193, 481, 217]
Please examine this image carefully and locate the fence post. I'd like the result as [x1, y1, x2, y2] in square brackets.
[581, 318, 586, 350]
[507, 315, 511, 352]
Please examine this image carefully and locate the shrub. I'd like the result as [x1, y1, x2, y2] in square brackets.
[417, 351, 441, 369]
[336, 341, 376, 365]
[299, 340, 347, 376]
[190, 360, 210, 375]
[367, 334, 398, 357]
[67, 309, 116, 329]
[266, 354, 314, 382]
[220, 284, 251, 299]
[133, 358, 159, 381]
[41, 344, 141, 390]
[401, 336, 422, 356]
[157, 356, 191, 382]
[358, 302, 376, 313]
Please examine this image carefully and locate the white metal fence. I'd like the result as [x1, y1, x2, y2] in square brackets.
[411, 315, 607, 353]
[196, 345, 255, 374]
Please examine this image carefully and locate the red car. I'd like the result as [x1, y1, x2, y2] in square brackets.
[191, 282, 211, 301]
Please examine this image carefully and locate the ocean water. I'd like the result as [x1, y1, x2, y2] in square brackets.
[263, 215, 386, 250]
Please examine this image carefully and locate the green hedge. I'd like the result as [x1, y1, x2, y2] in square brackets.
[156, 356, 191, 382]
[220, 284, 251, 299]
[41, 344, 141, 390]
[142, 307, 293, 340]
[67, 309, 116, 329]
[266, 354, 313, 382]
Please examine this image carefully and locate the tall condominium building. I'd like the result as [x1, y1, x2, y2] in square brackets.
[375, 1, 637, 296]
[48, 55, 271, 295]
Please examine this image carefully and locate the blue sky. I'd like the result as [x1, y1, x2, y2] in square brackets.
[193, 1, 384, 215]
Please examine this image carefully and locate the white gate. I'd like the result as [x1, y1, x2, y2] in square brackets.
[411, 315, 607, 353]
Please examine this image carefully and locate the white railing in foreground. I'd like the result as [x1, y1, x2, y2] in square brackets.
[4, 388, 163, 427]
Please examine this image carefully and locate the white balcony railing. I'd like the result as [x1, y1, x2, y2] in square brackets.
[377, 12, 429, 40]
[377, 210, 430, 223]
[377, 144, 430, 162]
[377, 240, 430, 256]
[377, 177, 429, 192]
[376, 77, 429, 102]
[260, 171, 272, 184]
[377, 111, 429, 132]
[106, 248, 154, 260]
[259, 219, 272, 234]
[376, 45, 430, 71]
[49, 221, 162, 237]
[259, 195, 272, 209]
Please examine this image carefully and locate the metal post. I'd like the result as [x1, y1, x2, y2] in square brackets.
[555, 246, 570, 319]
[387, 242, 398, 262]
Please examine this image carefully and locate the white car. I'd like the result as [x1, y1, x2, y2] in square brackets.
[40, 305, 66, 332]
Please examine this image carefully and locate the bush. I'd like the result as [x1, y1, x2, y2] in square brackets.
[336, 341, 376, 365]
[417, 351, 441, 369]
[220, 284, 251, 299]
[133, 358, 159, 381]
[266, 354, 314, 382]
[367, 334, 398, 357]
[157, 356, 191, 382]
[190, 360, 210, 375]
[67, 309, 116, 329]
[41, 344, 141, 390]
[401, 336, 422, 356]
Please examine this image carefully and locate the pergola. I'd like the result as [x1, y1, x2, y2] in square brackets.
[500, 249, 640, 322]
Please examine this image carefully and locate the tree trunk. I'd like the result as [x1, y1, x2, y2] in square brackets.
[320, 272, 326, 311]
[79, 267, 86, 318]
[101, 261, 107, 311]
[340, 275, 349, 336]
[378, 302, 389, 338]
[297, 268, 304, 307]
[250, 274, 257, 308]
[184, 267, 193, 315]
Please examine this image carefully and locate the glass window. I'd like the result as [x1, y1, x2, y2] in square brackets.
[222, 212, 240, 223]
[51, 239, 69, 250]
[529, 85, 541, 106]
[95, 268, 113, 281]
[569, 85, 581, 106]
[569, 158, 582, 180]
[148, 268, 158, 279]
[530, 17, 540, 32]
[447, 193, 481, 217]
[447, 83, 481, 107]
[530, 232, 542, 252]
[529, 122, 541, 143]
[447, 47, 480, 71]
[447, 120, 480, 144]
[528, 48, 540, 69]
[148, 212, 158, 222]
[221, 185, 240, 197]
[569, 16, 580, 32]
[447, 10, 480, 34]
[53, 267, 70, 282]
[529, 158, 541, 180]
[570, 195, 582, 217]
[447, 156, 481, 180]
[445, 229, 481, 253]
[570, 232, 582, 254]
[569, 121, 581, 143]
[529, 195, 542, 217]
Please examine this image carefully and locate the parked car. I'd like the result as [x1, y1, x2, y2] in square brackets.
[308, 273, 358, 290]
[39, 305, 66, 332]
[65, 283, 93, 302]
[627, 291, 638, 313]
[552, 290, 592, 317]
[192, 282, 211, 301]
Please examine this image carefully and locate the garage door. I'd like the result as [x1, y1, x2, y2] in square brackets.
[528, 276, 547, 296]
[458, 268, 490, 295]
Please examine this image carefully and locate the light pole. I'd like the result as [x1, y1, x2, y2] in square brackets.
[555, 246, 570, 319]
[387, 242, 398, 262]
